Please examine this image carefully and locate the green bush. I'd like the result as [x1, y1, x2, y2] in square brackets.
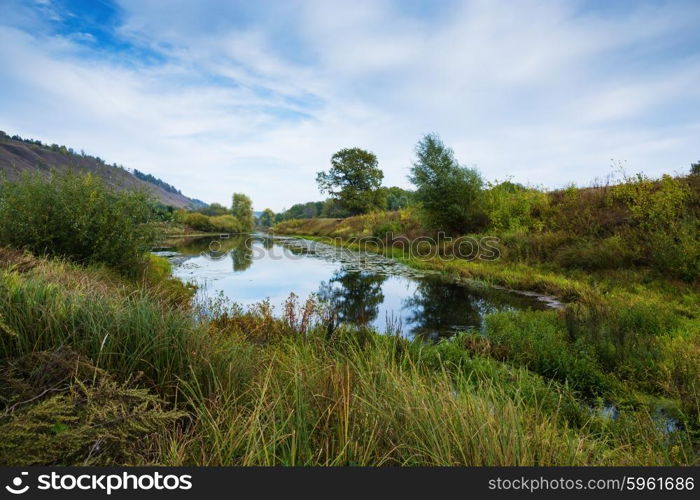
[209, 215, 243, 233]
[183, 212, 212, 231]
[0, 172, 159, 274]
[484, 181, 548, 232]
[182, 212, 242, 233]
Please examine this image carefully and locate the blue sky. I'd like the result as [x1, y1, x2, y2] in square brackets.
[1, 0, 699, 210]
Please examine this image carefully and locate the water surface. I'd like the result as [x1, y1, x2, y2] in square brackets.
[159, 234, 553, 340]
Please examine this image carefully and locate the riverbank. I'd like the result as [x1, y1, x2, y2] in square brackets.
[0, 247, 696, 465]
[272, 219, 700, 443]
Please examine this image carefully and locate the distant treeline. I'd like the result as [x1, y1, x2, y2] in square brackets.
[274, 186, 415, 223]
[0, 131, 199, 206]
[133, 169, 182, 195]
[0, 130, 121, 169]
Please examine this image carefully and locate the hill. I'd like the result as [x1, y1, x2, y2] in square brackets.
[0, 132, 204, 209]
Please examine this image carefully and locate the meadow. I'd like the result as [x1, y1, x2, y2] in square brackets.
[0, 171, 698, 465]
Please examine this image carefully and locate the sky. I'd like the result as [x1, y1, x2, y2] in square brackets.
[0, 0, 699, 211]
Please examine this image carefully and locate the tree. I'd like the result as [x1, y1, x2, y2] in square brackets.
[691, 161, 700, 176]
[231, 193, 254, 232]
[408, 134, 485, 234]
[381, 186, 414, 211]
[316, 148, 384, 215]
[258, 208, 275, 227]
[198, 202, 229, 216]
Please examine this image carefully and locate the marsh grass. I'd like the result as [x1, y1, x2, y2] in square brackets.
[0, 249, 695, 465]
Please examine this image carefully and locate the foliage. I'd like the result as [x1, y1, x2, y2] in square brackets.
[180, 212, 242, 233]
[409, 134, 485, 234]
[258, 208, 275, 227]
[316, 148, 385, 215]
[0, 172, 159, 275]
[231, 193, 255, 232]
[381, 186, 415, 211]
[611, 173, 689, 233]
[483, 181, 548, 232]
[611, 173, 698, 280]
[196, 202, 229, 217]
[691, 161, 700, 176]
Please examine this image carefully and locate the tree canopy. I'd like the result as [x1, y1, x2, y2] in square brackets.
[231, 193, 255, 232]
[258, 208, 275, 227]
[316, 148, 385, 215]
[409, 134, 485, 234]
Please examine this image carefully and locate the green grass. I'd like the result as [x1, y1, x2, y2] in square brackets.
[271, 223, 700, 441]
[0, 249, 695, 465]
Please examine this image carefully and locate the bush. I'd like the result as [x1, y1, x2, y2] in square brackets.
[553, 235, 636, 270]
[484, 181, 549, 232]
[478, 310, 612, 394]
[0, 172, 159, 274]
[183, 212, 212, 231]
[209, 215, 243, 233]
[182, 212, 243, 233]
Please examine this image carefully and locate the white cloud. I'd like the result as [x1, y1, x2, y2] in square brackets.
[1, 0, 699, 211]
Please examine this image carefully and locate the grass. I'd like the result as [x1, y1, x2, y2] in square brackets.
[272, 218, 700, 444]
[0, 248, 695, 465]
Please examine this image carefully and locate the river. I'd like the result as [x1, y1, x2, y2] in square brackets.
[157, 234, 556, 340]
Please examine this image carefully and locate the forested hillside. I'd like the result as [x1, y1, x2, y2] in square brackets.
[0, 132, 203, 209]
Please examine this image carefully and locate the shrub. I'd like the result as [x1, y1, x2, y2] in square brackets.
[553, 234, 636, 270]
[209, 215, 242, 233]
[612, 174, 689, 232]
[183, 212, 213, 231]
[0, 172, 159, 274]
[484, 181, 549, 232]
[478, 311, 612, 394]
[182, 212, 243, 233]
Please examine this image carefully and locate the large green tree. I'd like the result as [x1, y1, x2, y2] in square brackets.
[231, 193, 254, 232]
[408, 134, 485, 234]
[316, 148, 385, 215]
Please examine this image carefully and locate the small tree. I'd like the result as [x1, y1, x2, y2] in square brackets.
[316, 148, 384, 215]
[408, 134, 485, 234]
[258, 208, 275, 227]
[231, 193, 254, 232]
[691, 161, 700, 176]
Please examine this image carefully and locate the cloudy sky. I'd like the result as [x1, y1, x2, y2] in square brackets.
[1, 0, 699, 210]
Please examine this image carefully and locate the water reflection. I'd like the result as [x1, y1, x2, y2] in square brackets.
[402, 279, 509, 339]
[162, 235, 549, 340]
[318, 270, 387, 327]
[231, 237, 253, 272]
[164, 235, 253, 272]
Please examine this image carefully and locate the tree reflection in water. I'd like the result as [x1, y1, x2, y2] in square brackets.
[402, 278, 509, 340]
[318, 269, 387, 327]
[229, 236, 253, 272]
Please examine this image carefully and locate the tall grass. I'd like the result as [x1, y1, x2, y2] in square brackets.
[158, 333, 691, 466]
[0, 251, 694, 465]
